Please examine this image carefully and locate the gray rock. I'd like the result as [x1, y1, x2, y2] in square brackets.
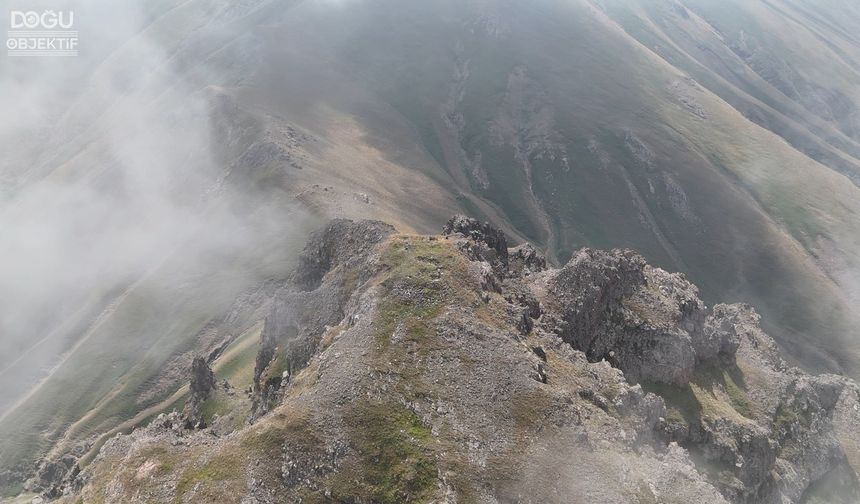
[251, 219, 394, 420]
[548, 248, 702, 385]
[508, 243, 547, 276]
[443, 214, 509, 272]
[700, 304, 750, 362]
[292, 218, 394, 290]
[184, 356, 216, 428]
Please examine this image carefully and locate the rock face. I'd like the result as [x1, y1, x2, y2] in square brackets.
[63, 217, 860, 504]
[184, 357, 216, 428]
[548, 248, 738, 385]
[292, 218, 395, 290]
[250, 219, 394, 420]
[508, 243, 547, 276]
[700, 304, 744, 361]
[22, 437, 95, 500]
[26, 456, 79, 500]
[443, 214, 509, 272]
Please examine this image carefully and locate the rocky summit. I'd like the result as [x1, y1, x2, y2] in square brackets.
[47, 217, 860, 503]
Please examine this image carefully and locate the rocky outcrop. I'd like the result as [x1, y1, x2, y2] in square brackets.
[250, 219, 394, 420]
[22, 437, 96, 501]
[292, 218, 395, 290]
[26, 456, 79, 500]
[700, 304, 745, 362]
[184, 357, 216, 428]
[546, 249, 741, 385]
[443, 214, 509, 272]
[508, 242, 547, 276]
[549, 249, 648, 366]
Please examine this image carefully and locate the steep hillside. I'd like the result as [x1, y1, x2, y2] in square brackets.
[254, 0, 860, 377]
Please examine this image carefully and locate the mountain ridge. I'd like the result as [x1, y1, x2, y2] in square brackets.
[31, 215, 860, 504]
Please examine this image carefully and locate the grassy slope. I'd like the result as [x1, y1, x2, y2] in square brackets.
[598, 0, 860, 268]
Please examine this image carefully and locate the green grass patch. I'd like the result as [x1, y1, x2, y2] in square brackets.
[643, 381, 702, 429]
[644, 363, 753, 429]
[199, 391, 233, 424]
[137, 445, 181, 476]
[174, 451, 244, 503]
[328, 400, 437, 503]
[374, 237, 462, 350]
[259, 351, 290, 387]
[511, 389, 556, 433]
[774, 403, 803, 433]
[774, 400, 814, 458]
[693, 363, 754, 420]
[213, 326, 263, 389]
[241, 409, 321, 456]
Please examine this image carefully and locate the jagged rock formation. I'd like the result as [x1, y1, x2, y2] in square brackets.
[57, 217, 860, 504]
[183, 357, 216, 429]
[22, 437, 95, 500]
[250, 219, 395, 420]
[508, 243, 547, 277]
[443, 214, 509, 273]
[25, 456, 79, 500]
[548, 248, 737, 385]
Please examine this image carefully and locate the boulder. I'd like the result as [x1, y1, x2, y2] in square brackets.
[443, 215, 509, 272]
